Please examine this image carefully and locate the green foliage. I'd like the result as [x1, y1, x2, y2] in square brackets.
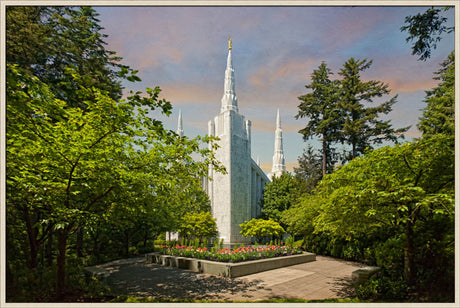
[356, 274, 409, 302]
[418, 51, 455, 136]
[239, 218, 285, 243]
[293, 145, 324, 193]
[178, 212, 218, 242]
[6, 6, 225, 301]
[296, 62, 342, 175]
[281, 193, 322, 237]
[401, 7, 453, 61]
[337, 58, 408, 160]
[312, 134, 454, 295]
[260, 173, 304, 225]
[6, 6, 126, 107]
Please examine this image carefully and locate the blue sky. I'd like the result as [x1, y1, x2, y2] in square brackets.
[95, 5, 455, 173]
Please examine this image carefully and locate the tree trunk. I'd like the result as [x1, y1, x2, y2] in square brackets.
[124, 231, 130, 256]
[322, 138, 327, 176]
[90, 229, 100, 260]
[46, 233, 53, 266]
[404, 220, 416, 286]
[23, 205, 39, 268]
[56, 228, 68, 298]
[143, 232, 148, 249]
[76, 226, 83, 257]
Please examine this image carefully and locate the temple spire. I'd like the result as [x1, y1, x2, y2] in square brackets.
[177, 109, 183, 137]
[271, 109, 286, 178]
[221, 37, 238, 113]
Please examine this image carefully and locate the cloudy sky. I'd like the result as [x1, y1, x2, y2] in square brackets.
[95, 4, 455, 173]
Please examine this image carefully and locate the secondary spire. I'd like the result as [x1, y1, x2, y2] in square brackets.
[271, 109, 286, 178]
[177, 109, 183, 137]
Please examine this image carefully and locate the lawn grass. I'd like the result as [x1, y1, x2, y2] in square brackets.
[110, 296, 362, 303]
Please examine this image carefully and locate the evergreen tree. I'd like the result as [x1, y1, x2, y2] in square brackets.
[293, 145, 323, 193]
[337, 58, 409, 160]
[418, 51, 455, 136]
[6, 6, 127, 108]
[296, 62, 341, 176]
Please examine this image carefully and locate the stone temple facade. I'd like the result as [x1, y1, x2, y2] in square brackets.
[178, 38, 286, 246]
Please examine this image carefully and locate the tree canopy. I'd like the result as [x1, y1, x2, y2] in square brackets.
[401, 7, 454, 61]
[337, 58, 409, 159]
[259, 173, 304, 226]
[296, 62, 341, 176]
[240, 219, 285, 243]
[6, 6, 224, 300]
[418, 51, 455, 136]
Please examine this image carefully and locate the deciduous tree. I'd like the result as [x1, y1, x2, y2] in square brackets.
[313, 135, 454, 286]
[259, 173, 303, 226]
[240, 219, 285, 243]
[178, 212, 218, 242]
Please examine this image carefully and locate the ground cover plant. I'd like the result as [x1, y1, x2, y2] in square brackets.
[162, 244, 302, 263]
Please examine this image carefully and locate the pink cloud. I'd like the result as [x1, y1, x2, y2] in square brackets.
[385, 78, 437, 94]
[160, 84, 219, 105]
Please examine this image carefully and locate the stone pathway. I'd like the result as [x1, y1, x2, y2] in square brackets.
[92, 255, 364, 301]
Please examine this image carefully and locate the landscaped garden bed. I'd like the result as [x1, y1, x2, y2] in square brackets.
[146, 244, 316, 277]
[165, 244, 303, 263]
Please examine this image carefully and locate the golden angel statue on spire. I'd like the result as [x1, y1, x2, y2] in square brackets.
[228, 36, 232, 50]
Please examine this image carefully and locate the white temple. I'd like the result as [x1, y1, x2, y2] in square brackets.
[177, 38, 286, 246]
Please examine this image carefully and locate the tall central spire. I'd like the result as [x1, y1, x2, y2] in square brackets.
[221, 36, 238, 113]
[271, 109, 286, 178]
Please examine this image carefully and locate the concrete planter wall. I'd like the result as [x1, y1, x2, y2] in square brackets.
[145, 252, 316, 278]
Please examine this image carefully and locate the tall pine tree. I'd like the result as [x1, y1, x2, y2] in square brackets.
[337, 58, 408, 159]
[418, 51, 455, 136]
[296, 62, 341, 176]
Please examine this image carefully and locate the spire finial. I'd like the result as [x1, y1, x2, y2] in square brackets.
[228, 35, 232, 50]
[276, 109, 281, 129]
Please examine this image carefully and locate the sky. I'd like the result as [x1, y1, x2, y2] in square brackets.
[95, 4, 456, 174]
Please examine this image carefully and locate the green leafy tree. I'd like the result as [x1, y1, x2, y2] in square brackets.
[296, 62, 341, 176]
[178, 212, 218, 242]
[260, 173, 303, 226]
[337, 58, 408, 160]
[401, 7, 454, 61]
[6, 6, 226, 300]
[418, 51, 455, 136]
[240, 218, 285, 243]
[282, 194, 323, 237]
[313, 135, 454, 287]
[6, 65, 223, 298]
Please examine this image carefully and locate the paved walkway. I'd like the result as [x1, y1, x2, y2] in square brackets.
[92, 255, 364, 301]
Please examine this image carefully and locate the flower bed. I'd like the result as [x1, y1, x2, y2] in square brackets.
[162, 244, 302, 263]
